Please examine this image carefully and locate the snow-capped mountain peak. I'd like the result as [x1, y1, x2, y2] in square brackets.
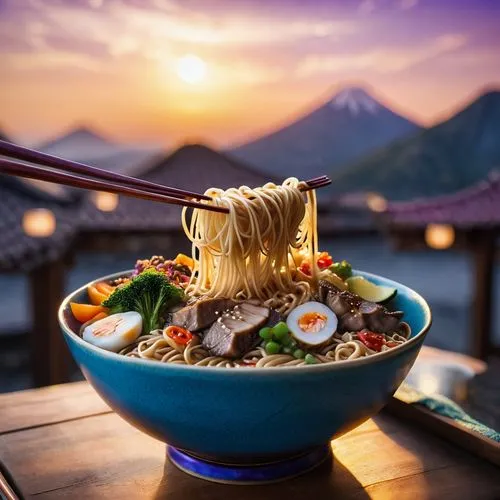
[331, 87, 380, 115]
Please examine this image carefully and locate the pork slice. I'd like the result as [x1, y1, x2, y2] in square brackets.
[325, 292, 352, 316]
[170, 298, 236, 331]
[318, 280, 340, 303]
[202, 303, 270, 358]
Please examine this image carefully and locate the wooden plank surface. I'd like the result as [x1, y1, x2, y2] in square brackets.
[0, 381, 110, 434]
[1, 382, 500, 500]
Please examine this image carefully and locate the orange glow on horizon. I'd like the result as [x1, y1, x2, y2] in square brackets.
[1, 1, 498, 147]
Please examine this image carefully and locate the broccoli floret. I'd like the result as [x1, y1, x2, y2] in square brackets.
[103, 270, 183, 334]
[329, 260, 352, 280]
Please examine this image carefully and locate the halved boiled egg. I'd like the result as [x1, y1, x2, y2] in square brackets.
[82, 311, 142, 352]
[286, 301, 338, 346]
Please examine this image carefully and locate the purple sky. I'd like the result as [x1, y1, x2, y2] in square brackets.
[0, 0, 499, 146]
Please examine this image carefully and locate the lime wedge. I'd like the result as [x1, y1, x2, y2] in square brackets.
[346, 276, 397, 304]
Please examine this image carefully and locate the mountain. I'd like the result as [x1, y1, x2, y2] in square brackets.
[39, 125, 118, 159]
[38, 125, 165, 175]
[228, 86, 420, 179]
[330, 89, 500, 201]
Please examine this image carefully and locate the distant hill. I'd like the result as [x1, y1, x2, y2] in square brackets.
[39, 125, 117, 159]
[229, 86, 420, 179]
[38, 125, 165, 175]
[330, 89, 500, 201]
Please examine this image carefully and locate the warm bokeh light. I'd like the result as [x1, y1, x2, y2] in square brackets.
[22, 209, 56, 237]
[425, 223, 455, 249]
[92, 192, 119, 212]
[176, 55, 207, 85]
[415, 373, 440, 395]
[366, 193, 388, 212]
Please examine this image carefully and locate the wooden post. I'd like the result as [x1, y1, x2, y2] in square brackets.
[29, 259, 70, 387]
[470, 231, 495, 360]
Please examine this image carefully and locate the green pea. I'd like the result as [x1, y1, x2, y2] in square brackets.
[265, 341, 281, 355]
[293, 349, 305, 359]
[305, 353, 318, 365]
[282, 346, 293, 355]
[259, 327, 273, 340]
[272, 322, 289, 340]
[280, 334, 293, 346]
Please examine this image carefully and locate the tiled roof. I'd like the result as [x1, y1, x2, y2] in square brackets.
[79, 144, 278, 232]
[385, 171, 500, 229]
[0, 143, 291, 271]
[0, 176, 80, 272]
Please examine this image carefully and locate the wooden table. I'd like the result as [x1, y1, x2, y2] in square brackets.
[1, 382, 500, 500]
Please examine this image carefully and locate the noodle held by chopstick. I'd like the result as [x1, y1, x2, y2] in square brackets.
[182, 178, 318, 316]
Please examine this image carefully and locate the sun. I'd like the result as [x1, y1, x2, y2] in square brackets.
[176, 55, 207, 85]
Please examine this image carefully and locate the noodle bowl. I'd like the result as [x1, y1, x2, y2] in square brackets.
[73, 178, 412, 369]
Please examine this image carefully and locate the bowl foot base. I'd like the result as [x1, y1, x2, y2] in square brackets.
[167, 444, 331, 484]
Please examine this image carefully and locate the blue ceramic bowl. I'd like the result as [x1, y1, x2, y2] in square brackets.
[59, 270, 431, 467]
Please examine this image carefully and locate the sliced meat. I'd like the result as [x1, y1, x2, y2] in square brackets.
[318, 280, 340, 303]
[340, 301, 403, 333]
[319, 280, 406, 334]
[202, 302, 270, 358]
[325, 292, 353, 317]
[340, 312, 366, 332]
[170, 298, 236, 332]
[318, 280, 361, 315]
[265, 308, 283, 329]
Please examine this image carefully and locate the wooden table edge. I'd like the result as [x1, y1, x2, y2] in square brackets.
[386, 398, 500, 467]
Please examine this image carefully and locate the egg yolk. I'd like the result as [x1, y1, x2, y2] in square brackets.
[298, 312, 327, 333]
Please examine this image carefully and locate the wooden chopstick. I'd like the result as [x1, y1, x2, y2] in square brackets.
[0, 136, 331, 212]
[302, 178, 331, 192]
[0, 158, 230, 214]
[0, 139, 212, 202]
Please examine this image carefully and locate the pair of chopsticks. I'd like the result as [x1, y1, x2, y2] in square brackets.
[0, 140, 331, 214]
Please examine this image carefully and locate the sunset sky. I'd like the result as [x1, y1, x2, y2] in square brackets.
[1, 0, 499, 148]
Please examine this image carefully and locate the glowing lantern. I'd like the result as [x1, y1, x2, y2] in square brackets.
[425, 223, 455, 250]
[366, 192, 388, 213]
[92, 192, 119, 212]
[22, 208, 56, 237]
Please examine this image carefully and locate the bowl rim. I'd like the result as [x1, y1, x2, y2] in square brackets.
[59, 269, 432, 375]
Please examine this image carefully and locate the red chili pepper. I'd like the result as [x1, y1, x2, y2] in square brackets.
[317, 252, 333, 270]
[299, 261, 312, 276]
[386, 341, 398, 348]
[165, 325, 193, 345]
[241, 360, 257, 367]
[357, 331, 386, 352]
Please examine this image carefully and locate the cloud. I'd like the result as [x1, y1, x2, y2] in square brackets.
[15, 0, 354, 51]
[213, 62, 285, 87]
[296, 34, 468, 77]
[358, 0, 419, 15]
[358, 0, 376, 15]
[105, 3, 353, 47]
[399, 0, 418, 10]
[2, 51, 103, 72]
[0, 0, 356, 76]
[437, 49, 500, 69]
